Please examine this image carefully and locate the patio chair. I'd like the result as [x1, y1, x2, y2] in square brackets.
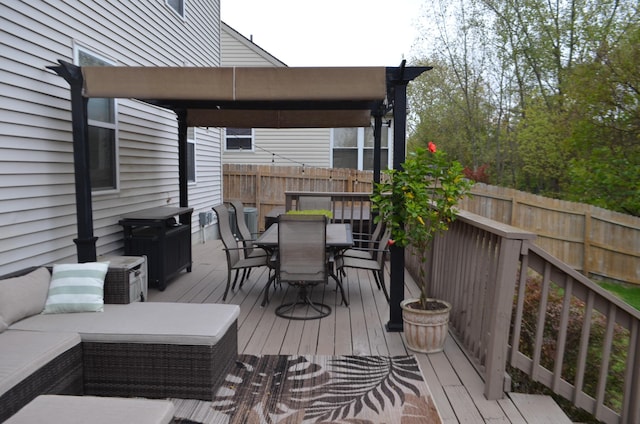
[342, 220, 385, 261]
[229, 200, 267, 259]
[229, 200, 268, 284]
[336, 228, 391, 302]
[297, 196, 331, 212]
[213, 205, 270, 301]
[275, 214, 331, 320]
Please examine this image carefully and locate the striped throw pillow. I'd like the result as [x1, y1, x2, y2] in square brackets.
[42, 262, 110, 314]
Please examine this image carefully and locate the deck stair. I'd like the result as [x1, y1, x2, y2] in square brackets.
[508, 393, 573, 423]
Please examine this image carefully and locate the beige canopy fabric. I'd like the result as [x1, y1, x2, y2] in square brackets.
[80, 66, 388, 128]
[81, 66, 386, 101]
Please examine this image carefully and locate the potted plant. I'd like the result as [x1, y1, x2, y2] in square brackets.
[371, 142, 473, 352]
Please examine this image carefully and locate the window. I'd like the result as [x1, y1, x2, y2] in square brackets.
[187, 127, 196, 183]
[363, 126, 389, 171]
[332, 125, 391, 170]
[225, 128, 253, 151]
[75, 47, 118, 192]
[332, 128, 359, 169]
[166, 0, 184, 17]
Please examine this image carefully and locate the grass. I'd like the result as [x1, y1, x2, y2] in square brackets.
[598, 280, 640, 310]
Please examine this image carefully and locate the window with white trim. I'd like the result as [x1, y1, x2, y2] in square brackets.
[225, 128, 253, 151]
[332, 126, 391, 170]
[187, 127, 196, 183]
[166, 0, 185, 17]
[75, 47, 118, 192]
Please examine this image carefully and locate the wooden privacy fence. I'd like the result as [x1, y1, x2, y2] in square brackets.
[223, 164, 375, 233]
[459, 183, 640, 285]
[224, 165, 639, 285]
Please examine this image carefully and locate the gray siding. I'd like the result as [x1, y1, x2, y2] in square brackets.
[223, 128, 331, 167]
[220, 22, 331, 168]
[220, 22, 285, 67]
[0, 1, 223, 274]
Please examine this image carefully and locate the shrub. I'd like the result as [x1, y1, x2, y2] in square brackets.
[513, 273, 628, 419]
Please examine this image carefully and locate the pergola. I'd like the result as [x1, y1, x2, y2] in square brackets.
[50, 60, 431, 331]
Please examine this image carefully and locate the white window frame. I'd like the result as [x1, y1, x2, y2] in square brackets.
[330, 126, 393, 170]
[224, 128, 255, 152]
[166, 0, 185, 18]
[74, 45, 119, 194]
[187, 127, 197, 184]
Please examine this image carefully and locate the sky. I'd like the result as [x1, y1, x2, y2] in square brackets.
[220, 0, 424, 67]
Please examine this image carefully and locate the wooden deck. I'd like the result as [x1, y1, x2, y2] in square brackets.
[148, 240, 572, 423]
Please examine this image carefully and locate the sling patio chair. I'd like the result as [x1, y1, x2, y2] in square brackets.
[275, 214, 331, 320]
[341, 220, 385, 261]
[229, 200, 268, 285]
[229, 200, 266, 258]
[336, 228, 391, 302]
[212, 205, 270, 301]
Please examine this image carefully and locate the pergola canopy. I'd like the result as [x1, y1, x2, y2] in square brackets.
[50, 60, 431, 332]
[80, 66, 390, 128]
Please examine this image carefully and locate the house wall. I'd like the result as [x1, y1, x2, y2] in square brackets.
[220, 22, 332, 168]
[0, 1, 223, 274]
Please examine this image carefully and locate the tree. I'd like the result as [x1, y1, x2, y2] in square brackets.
[562, 22, 640, 215]
[408, 0, 639, 215]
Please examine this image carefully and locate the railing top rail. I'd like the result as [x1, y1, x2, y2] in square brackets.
[285, 191, 373, 197]
[528, 242, 640, 319]
[456, 209, 537, 240]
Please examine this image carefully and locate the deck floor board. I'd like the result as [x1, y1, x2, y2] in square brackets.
[145, 240, 569, 423]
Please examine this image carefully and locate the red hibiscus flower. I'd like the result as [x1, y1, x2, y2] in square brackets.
[428, 141, 437, 153]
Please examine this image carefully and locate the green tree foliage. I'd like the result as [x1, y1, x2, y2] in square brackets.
[515, 96, 571, 195]
[562, 24, 640, 215]
[409, 0, 639, 216]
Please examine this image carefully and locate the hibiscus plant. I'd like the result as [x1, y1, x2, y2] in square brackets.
[371, 142, 473, 309]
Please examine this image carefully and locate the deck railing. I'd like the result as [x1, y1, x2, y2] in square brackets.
[235, 188, 639, 423]
[406, 209, 640, 424]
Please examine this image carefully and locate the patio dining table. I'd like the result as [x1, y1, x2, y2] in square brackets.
[255, 222, 353, 307]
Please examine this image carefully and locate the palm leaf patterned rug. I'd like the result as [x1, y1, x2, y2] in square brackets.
[171, 354, 442, 424]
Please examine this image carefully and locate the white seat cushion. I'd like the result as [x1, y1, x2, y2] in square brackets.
[11, 302, 240, 345]
[0, 331, 81, 397]
[5, 395, 175, 424]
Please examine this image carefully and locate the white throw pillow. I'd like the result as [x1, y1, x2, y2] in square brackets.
[42, 262, 110, 314]
[0, 267, 51, 329]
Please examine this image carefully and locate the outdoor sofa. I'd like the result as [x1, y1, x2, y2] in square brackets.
[0, 264, 239, 422]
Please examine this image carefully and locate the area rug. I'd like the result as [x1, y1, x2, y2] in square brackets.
[171, 354, 442, 424]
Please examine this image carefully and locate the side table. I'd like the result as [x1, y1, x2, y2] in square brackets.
[103, 256, 148, 303]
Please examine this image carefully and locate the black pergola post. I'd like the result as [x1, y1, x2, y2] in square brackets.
[48, 61, 97, 262]
[386, 79, 408, 332]
[385, 63, 432, 332]
[176, 110, 189, 217]
[372, 112, 383, 184]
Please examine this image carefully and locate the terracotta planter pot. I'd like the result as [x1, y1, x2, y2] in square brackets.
[401, 298, 452, 353]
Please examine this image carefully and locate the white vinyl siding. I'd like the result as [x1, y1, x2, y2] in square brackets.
[223, 128, 331, 167]
[0, 1, 222, 274]
[220, 22, 331, 167]
[220, 22, 286, 67]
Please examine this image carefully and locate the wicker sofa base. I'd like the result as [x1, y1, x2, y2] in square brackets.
[0, 344, 83, 423]
[82, 321, 237, 400]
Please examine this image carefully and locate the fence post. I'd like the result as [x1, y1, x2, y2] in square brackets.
[583, 210, 591, 278]
[484, 237, 525, 399]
